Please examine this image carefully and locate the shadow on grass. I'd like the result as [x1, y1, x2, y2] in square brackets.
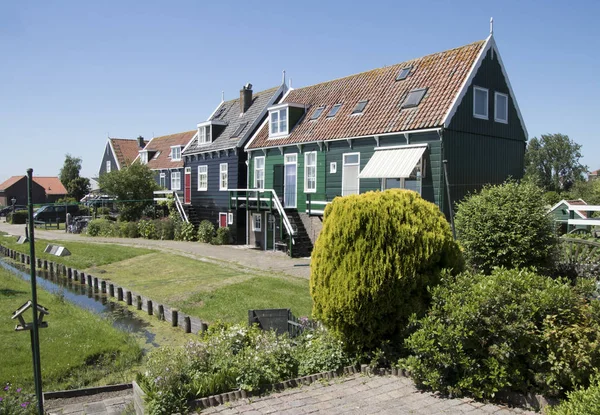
[0, 288, 27, 297]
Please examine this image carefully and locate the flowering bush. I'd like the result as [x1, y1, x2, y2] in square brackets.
[0, 384, 36, 415]
[137, 324, 350, 415]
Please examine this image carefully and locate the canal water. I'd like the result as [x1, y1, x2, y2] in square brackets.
[0, 259, 160, 350]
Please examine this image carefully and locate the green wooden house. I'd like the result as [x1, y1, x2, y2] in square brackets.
[230, 33, 527, 256]
[547, 199, 590, 234]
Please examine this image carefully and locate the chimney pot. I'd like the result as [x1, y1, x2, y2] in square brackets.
[240, 84, 253, 113]
[137, 136, 145, 148]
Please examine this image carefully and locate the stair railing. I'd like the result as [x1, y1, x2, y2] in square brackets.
[173, 192, 189, 223]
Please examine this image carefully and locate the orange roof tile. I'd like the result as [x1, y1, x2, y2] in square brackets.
[32, 177, 67, 195]
[248, 40, 486, 149]
[144, 130, 196, 170]
[110, 138, 148, 168]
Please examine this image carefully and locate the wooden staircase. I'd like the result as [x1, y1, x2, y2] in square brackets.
[286, 210, 313, 258]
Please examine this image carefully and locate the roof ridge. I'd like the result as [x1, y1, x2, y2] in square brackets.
[219, 85, 281, 106]
[289, 39, 486, 92]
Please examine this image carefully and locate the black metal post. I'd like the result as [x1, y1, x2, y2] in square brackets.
[27, 169, 44, 414]
[442, 160, 456, 239]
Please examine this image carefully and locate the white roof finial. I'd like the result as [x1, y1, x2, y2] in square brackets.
[282, 70, 286, 86]
[289, 78, 293, 89]
[490, 17, 494, 35]
[221, 91, 224, 102]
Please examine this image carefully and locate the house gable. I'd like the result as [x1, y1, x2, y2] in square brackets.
[99, 141, 119, 176]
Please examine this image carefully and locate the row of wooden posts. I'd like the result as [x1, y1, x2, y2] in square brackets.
[0, 244, 208, 335]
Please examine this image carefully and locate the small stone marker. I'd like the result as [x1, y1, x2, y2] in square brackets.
[16, 236, 28, 244]
[43, 244, 71, 257]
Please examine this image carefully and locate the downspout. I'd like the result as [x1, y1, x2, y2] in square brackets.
[245, 158, 250, 246]
[443, 159, 456, 239]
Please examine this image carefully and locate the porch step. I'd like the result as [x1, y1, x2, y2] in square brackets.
[286, 210, 313, 258]
[183, 205, 200, 226]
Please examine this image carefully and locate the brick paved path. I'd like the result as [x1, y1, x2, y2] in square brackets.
[197, 374, 536, 415]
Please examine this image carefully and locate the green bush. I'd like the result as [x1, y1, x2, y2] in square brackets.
[78, 205, 90, 216]
[86, 219, 118, 237]
[118, 221, 139, 238]
[197, 220, 215, 243]
[546, 375, 600, 415]
[310, 189, 463, 354]
[154, 218, 175, 240]
[455, 180, 556, 274]
[296, 327, 351, 376]
[138, 324, 336, 415]
[211, 227, 230, 245]
[179, 222, 196, 242]
[96, 207, 110, 216]
[7, 210, 28, 224]
[401, 268, 600, 399]
[137, 219, 157, 240]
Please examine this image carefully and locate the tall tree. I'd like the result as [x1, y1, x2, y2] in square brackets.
[59, 154, 90, 201]
[524, 133, 587, 192]
[98, 163, 158, 221]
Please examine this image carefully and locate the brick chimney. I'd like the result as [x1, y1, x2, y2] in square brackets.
[240, 83, 253, 114]
[137, 135, 145, 148]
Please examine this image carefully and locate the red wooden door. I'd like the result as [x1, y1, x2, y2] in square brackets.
[184, 167, 191, 204]
[219, 213, 227, 228]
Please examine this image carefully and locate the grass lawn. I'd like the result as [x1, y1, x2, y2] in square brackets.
[0, 237, 154, 269]
[90, 253, 312, 324]
[0, 267, 142, 392]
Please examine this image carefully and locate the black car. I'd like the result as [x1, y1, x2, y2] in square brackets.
[0, 205, 27, 217]
[33, 204, 80, 223]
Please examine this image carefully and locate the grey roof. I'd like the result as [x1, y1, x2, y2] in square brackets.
[183, 85, 284, 155]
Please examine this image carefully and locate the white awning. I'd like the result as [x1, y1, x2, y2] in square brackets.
[358, 145, 427, 179]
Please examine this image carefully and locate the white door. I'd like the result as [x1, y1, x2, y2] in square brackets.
[342, 153, 360, 196]
[284, 154, 297, 208]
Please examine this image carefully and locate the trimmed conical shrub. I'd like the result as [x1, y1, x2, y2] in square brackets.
[310, 189, 463, 353]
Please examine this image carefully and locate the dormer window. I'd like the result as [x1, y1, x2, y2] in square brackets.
[197, 120, 227, 145]
[139, 151, 148, 164]
[171, 146, 182, 161]
[198, 125, 212, 145]
[270, 107, 288, 136]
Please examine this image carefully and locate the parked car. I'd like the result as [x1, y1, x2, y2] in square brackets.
[0, 205, 27, 217]
[33, 204, 80, 223]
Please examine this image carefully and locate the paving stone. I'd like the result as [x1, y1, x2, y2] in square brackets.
[60, 403, 85, 414]
[82, 402, 106, 413]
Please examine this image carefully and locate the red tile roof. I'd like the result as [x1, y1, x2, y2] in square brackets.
[566, 199, 588, 218]
[0, 175, 25, 191]
[0, 176, 67, 195]
[248, 40, 486, 149]
[110, 138, 148, 168]
[144, 130, 196, 170]
[32, 177, 67, 195]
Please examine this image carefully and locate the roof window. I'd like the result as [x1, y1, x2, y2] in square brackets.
[327, 103, 342, 118]
[310, 106, 326, 120]
[401, 88, 427, 109]
[351, 100, 368, 115]
[232, 122, 248, 138]
[396, 66, 412, 81]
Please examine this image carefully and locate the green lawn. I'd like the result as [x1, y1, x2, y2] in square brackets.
[0, 267, 142, 392]
[89, 252, 312, 324]
[0, 237, 154, 269]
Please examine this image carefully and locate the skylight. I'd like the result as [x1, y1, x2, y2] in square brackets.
[213, 106, 226, 119]
[232, 122, 248, 138]
[396, 66, 412, 81]
[310, 106, 325, 120]
[351, 100, 368, 115]
[401, 88, 427, 109]
[327, 104, 342, 118]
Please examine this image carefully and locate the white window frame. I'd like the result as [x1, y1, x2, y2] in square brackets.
[171, 146, 182, 161]
[197, 125, 211, 145]
[219, 163, 228, 191]
[139, 151, 148, 164]
[228, 212, 233, 225]
[494, 92, 508, 124]
[330, 162, 337, 174]
[159, 172, 166, 188]
[106, 160, 111, 173]
[197, 165, 207, 191]
[381, 157, 424, 194]
[254, 156, 265, 189]
[171, 171, 181, 190]
[304, 151, 317, 193]
[473, 86, 489, 120]
[342, 152, 360, 196]
[269, 108, 288, 137]
[252, 213, 262, 232]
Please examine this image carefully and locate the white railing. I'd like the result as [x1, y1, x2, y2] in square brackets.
[153, 190, 188, 223]
[229, 189, 295, 243]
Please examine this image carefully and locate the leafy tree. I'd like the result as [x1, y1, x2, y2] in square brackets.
[524, 133, 587, 192]
[567, 179, 600, 205]
[98, 163, 158, 221]
[59, 154, 90, 201]
[455, 180, 556, 274]
[310, 189, 463, 354]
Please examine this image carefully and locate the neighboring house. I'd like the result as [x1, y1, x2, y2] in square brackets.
[238, 33, 527, 256]
[139, 130, 197, 192]
[589, 169, 599, 180]
[548, 199, 590, 234]
[0, 176, 67, 206]
[181, 83, 286, 243]
[99, 136, 148, 176]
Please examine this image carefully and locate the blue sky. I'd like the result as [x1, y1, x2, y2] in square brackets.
[1, 0, 599, 181]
